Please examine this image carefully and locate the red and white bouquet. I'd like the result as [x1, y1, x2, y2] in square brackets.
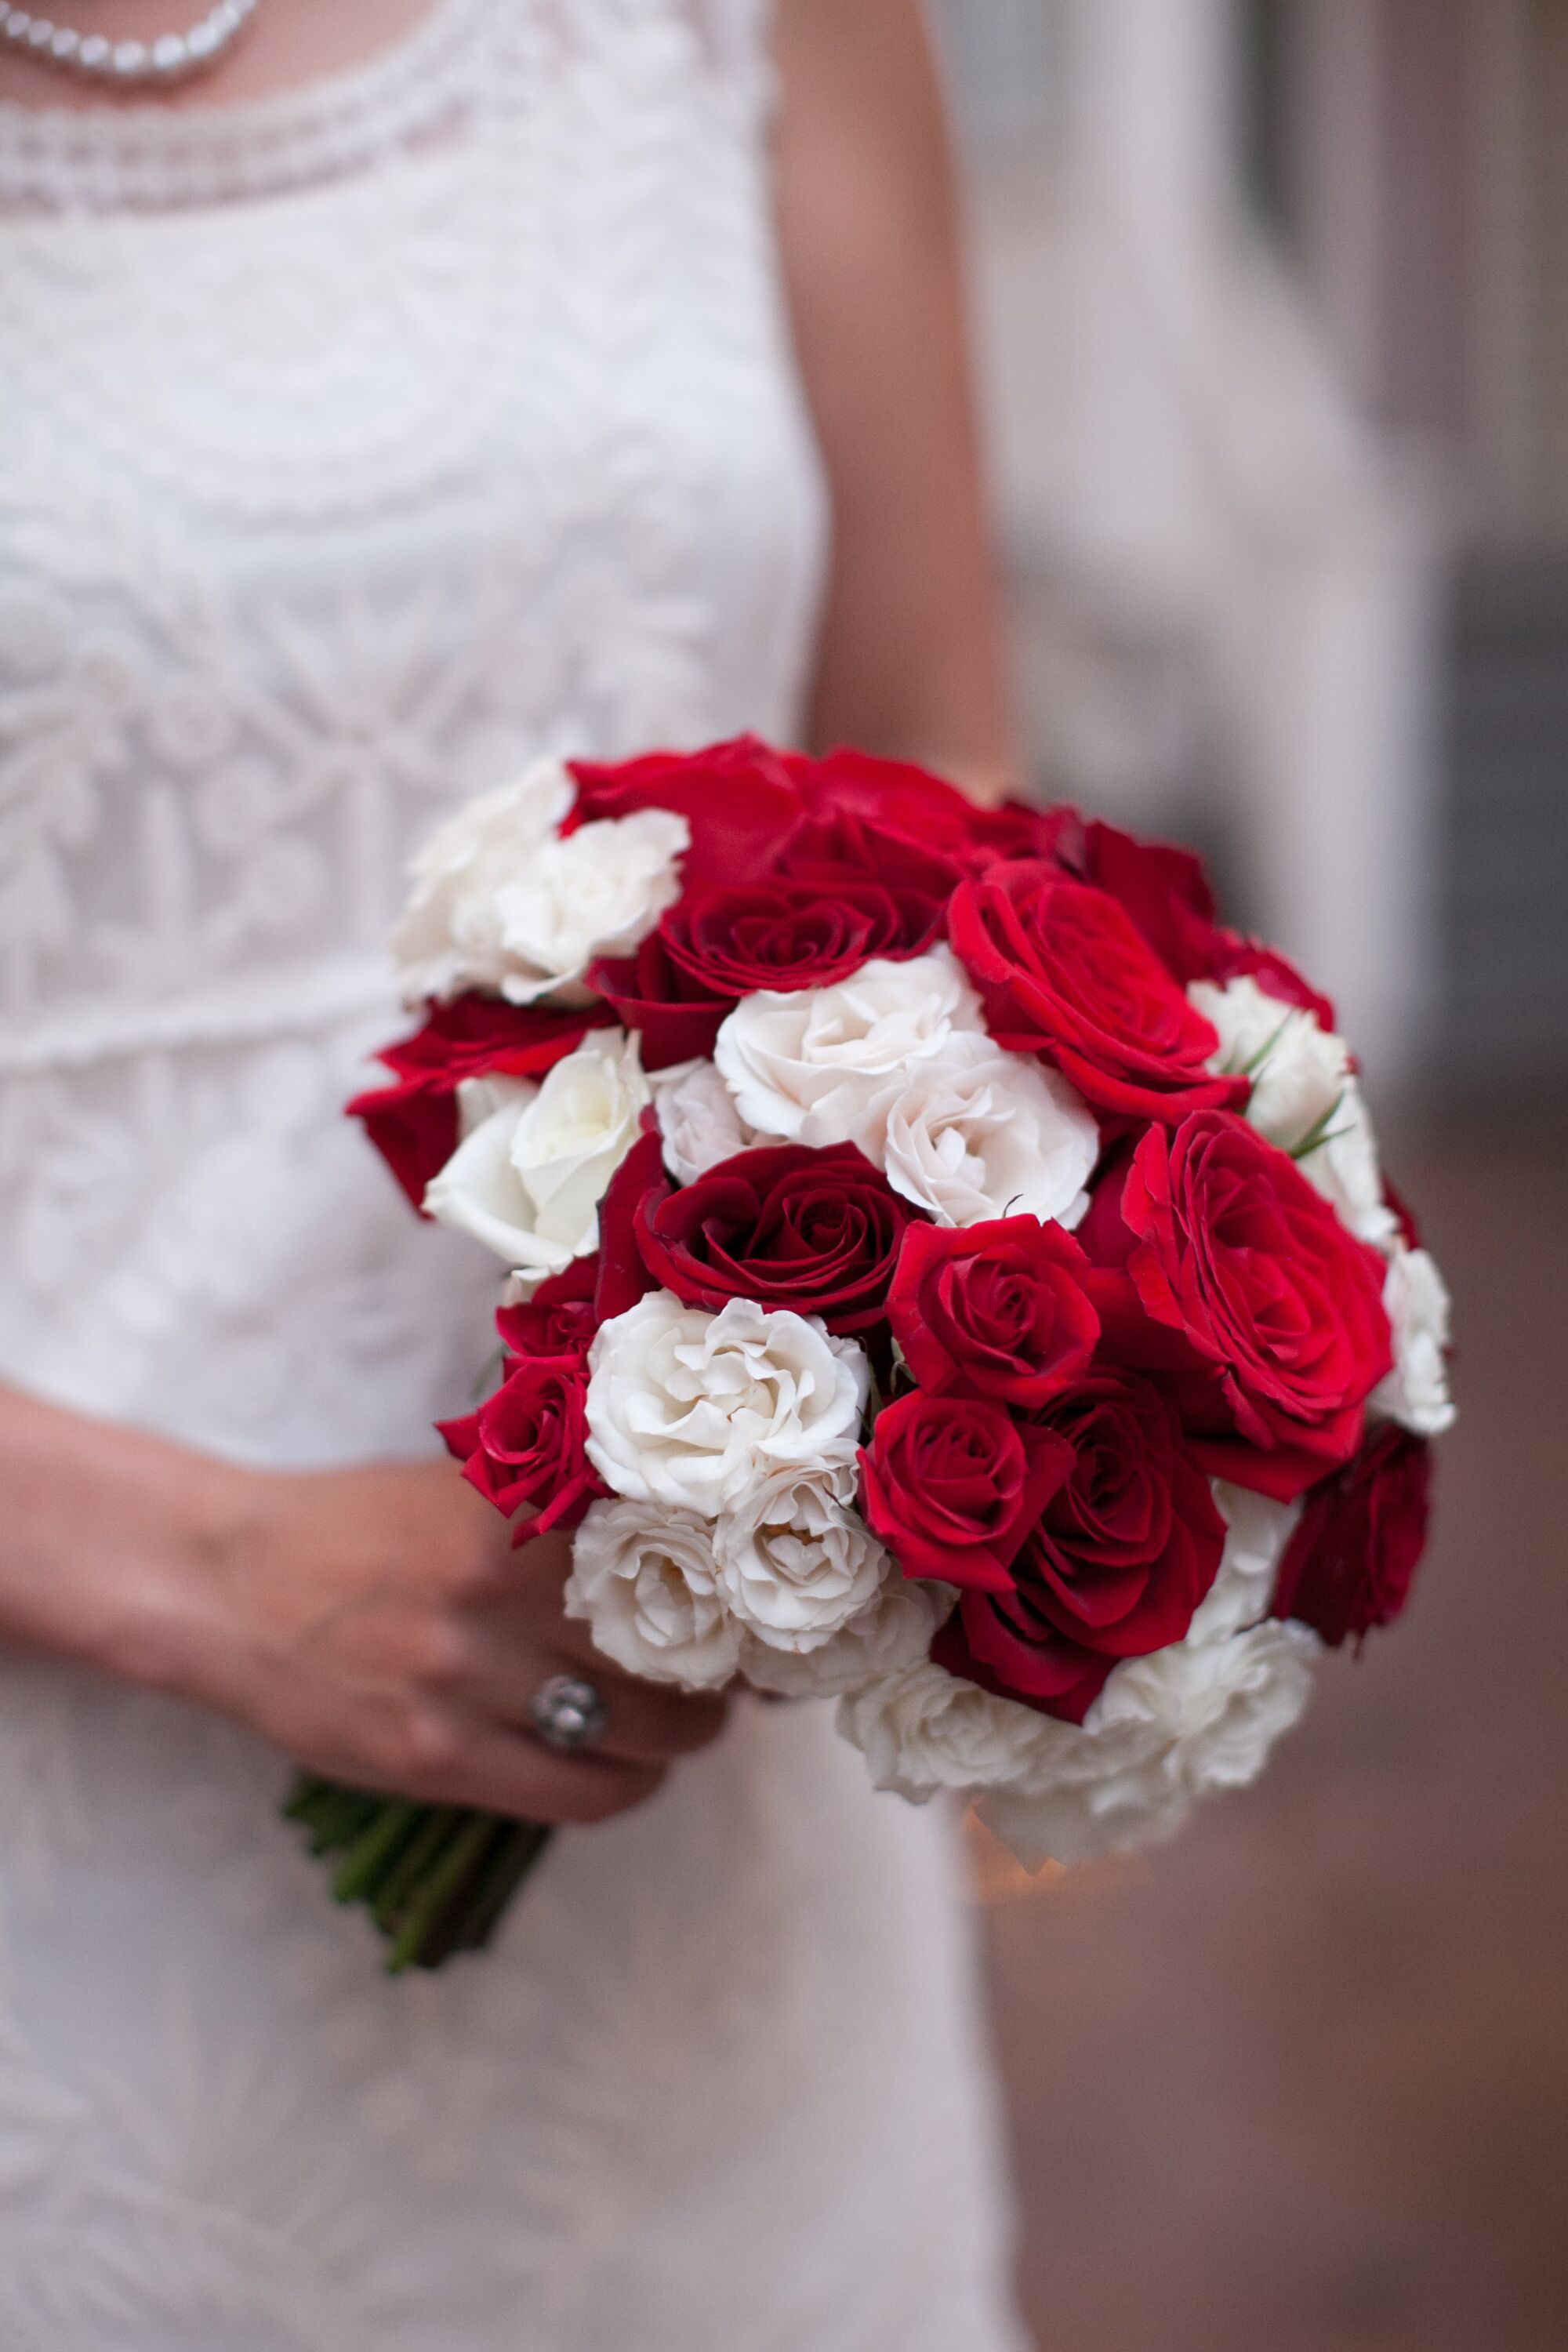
[292, 737, 1452, 1967]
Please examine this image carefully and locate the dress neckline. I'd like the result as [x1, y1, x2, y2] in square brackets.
[0, 0, 495, 213]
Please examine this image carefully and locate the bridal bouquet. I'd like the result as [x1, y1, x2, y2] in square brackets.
[292, 736, 1453, 1969]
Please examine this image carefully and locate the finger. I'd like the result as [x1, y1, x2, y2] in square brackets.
[547, 1599, 736, 1743]
[530, 1655, 730, 1766]
[441, 1607, 732, 1766]
[471, 1733, 666, 1828]
[400, 1713, 668, 1826]
[452, 1631, 730, 1765]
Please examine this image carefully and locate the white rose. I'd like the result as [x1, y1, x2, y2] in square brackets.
[713, 947, 985, 1143]
[835, 1657, 1060, 1804]
[564, 1499, 740, 1690]
[651, 1058, 773, 1185]
[391, 759, 574, 1003]
[1191, 975, 1350, 1149]
[488, 807, 689, 1006]
[713, 1465, 890, 1651]
[981, 1617, 1320, 1868]
[423, 1076, 541, 1265]
[1191, 976, 1397, 1252]
[1296, 1075, 1398, 1251]
[1189, 1480, 1302, 1641]
[1370, 1243, 1456, 1435]
[742, 1576, 953, 1700]
[840, 1032, 1098, 1228]
[1095, 1616, 1320, 1798]
[977, 1775, 1185, 1872]
[423, 1029, 650, 1275]
[585, 1291, 869, 1517]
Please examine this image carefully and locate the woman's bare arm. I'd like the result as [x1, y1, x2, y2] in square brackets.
[0, 1380, 721, 1818]
[775, 0, 1018, 798]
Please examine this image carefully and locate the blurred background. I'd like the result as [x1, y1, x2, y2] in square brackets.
[923, 2, 1568, 2345]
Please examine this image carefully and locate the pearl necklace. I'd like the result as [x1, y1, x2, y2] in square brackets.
[1, 0, 258, 85]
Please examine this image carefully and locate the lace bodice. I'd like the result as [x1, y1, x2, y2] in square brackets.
[0, 14, 1029, 2347]
[0, 0, 826, 1460]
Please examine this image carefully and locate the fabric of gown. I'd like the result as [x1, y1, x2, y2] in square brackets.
[0, 4, 1030, 2344]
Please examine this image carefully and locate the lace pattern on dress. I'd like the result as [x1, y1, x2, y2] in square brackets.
[0, 6, 1029, 2343]
[2, 2, 795, 1455]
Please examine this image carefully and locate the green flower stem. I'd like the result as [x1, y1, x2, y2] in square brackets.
[384, 1810, 499, 1975]
[440, 1818, 553, 1959]
[307, 1788, 381, 1856]
[283, 1773, 554, 1973]
[282, 1774, 332, 1823]
[371, 1804, 463, 1933]
[331, 1799, 423, 1905]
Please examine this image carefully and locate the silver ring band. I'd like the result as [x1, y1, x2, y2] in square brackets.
[529, 1672, 608, 1755]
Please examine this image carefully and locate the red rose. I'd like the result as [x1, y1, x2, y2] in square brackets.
[1272, 1423, 1432, 1647]
[771, 806, 963, 910]
[347, 996, 615, 1209]
[375, 994, 615, 1087]
[494, 1256, 600, 1365]
[593, 1121, 668, 1322]
[657, 877, 941, 998]
[1041, 808, 1225, 985]
[564, 735, 804, 891]
[439, 1356, 604, 1541]
[858, 1392, 1073, 1592]
[1115, 1112, 1393, 1499]
[948, 863, 1249, 1121]
[931, 1372, 1227, 1724]
[887, 1215, 1099, 1406]
[347, 1078, 460, 1217]
[931, 1607, 1111, 1726]
[587, 931, 735, 1071]
[1042, 809, 1337, 1026]
[637, 1142, 916, 1334]
[791, 746, 1047, 869]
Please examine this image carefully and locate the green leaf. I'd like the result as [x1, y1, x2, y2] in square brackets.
[1287, 1092, 1347, 1160]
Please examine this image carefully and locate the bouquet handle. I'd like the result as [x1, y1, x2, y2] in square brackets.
[284, 1774, 552, 1972]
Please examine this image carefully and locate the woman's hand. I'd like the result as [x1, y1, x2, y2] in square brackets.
[0, 1383, 725, 1825]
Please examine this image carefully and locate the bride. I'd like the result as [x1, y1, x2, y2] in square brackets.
[0, 2, 1031, 2344]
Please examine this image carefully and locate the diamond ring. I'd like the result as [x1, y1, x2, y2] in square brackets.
[528, 1673, 609, 1755]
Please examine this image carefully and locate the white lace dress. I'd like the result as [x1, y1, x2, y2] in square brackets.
[0, 5, 1029, 2347]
